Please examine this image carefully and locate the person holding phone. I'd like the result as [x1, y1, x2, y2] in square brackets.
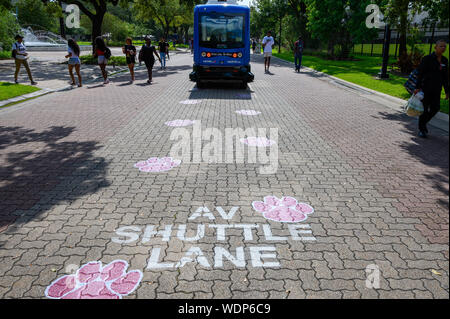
[123, 37, 136, 83]
[12, 34, 37, 85]
[262, 31, 274, 73]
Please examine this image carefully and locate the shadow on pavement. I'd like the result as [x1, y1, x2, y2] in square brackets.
[0, 126, 109, 237]
[108, 64, 192, 84]
[188, 82, 254, 100]
[375, 111, 449, 209]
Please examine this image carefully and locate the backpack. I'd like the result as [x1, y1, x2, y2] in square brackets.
[104, 47, 112, 59]
[11, 42, 17, 58]
[295, 40, 303, 54]
[404, 68, 419, 94]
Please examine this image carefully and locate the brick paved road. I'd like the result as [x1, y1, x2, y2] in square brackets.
[0, 52, 448, 299]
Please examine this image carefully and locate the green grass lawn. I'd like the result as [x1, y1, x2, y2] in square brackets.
[273, 50, 449, 114]
[0, 50, 12, 59]
[79, 54, 128, 65]
[353, 43, 449, 60]
[0, 82, 40, 101]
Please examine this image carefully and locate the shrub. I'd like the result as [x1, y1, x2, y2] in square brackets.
[396, 50, 424, 74]
[0, 7, 20, 51]
[79, 55, 128, 66]
[16, 0, 57, 32]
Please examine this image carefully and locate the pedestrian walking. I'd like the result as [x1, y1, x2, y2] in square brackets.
[122, 37, 136, 83]
[139, 37, 161, 84]
[65, 39, 82, 87]
[94, 37, 111, 84]
[12, 34, 37, 85]
[294, 35, 304, 72]
[158, 37, 170, 70]
[414, 39, 449, 138]
[252, 38, 256, 53]
[190, 38, 194, 55]
[262, 31, 274, 73]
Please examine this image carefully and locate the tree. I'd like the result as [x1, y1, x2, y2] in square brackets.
[17, 0, 58, 32]
[134, 0, 186, 39]
[305, 0, 379, 58]
[384, 0, 410, 60]
[0, 6, 21, 50]
[421, 0, 449, 28]
[42, 0, 130, 47]
[0, 0, 12, 10]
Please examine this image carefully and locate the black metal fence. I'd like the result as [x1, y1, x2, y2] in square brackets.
[352, 27, 449, 57]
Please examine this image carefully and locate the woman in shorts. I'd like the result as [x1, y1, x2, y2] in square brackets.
[122, 37, 136, 83]
[65, 39, 82, 87]
[94, 37, 109, 84]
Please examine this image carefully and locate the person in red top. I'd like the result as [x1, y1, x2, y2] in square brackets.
[93, 37, 109, 84]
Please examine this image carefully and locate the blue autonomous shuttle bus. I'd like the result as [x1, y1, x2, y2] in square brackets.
[189, 0, 254, 88]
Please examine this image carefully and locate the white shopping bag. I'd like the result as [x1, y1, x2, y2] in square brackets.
[405, 93, 424, 117]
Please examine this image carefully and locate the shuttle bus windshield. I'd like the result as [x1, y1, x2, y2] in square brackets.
[199, 12, 245, 49]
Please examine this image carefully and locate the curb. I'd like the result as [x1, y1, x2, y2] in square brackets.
[0, 49, 191, 107]
[272, 55, 449, 133]
[0, 88, 53, 107]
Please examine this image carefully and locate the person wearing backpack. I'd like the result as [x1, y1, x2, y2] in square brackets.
[294, 36, 304, 73]
[139, 37, 161, 84]
[12, 34, 37, 85]
[414, 39, 449, 138]
[93, 37, 110, 84]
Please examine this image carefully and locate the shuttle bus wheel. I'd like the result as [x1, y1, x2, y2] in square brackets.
[196, 81, 205, 89]
[239, 81, 247, 89]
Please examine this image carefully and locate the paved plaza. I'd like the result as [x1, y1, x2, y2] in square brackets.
[0, 52, 448, 299]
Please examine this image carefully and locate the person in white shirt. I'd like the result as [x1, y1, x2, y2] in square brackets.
[262, 31, 275, 73]
[12, 35, 37, 85]
[65, 39, 82, 87]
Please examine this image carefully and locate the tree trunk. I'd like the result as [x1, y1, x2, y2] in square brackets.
[398, 7, 408, 58]
[327, 39, 334, 57]
[91, 14, 105, 52]
[59, 17, 66, 39]
[58, 0, 66, 39]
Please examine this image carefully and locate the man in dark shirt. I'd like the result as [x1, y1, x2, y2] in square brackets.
[415, 40, 449, 138]
[139, 37, 161, 84]
[294, 36, 304, 72]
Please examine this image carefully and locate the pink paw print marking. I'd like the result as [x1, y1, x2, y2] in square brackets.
[165, 119, 195, 127]
[45, 260, 143, 299]
[240, 137, 276, 147]
[235, 110, 261, 116]
[134, 157, 181, 172]
[179, 99, 201, 105]
[252, 196, 314, 223]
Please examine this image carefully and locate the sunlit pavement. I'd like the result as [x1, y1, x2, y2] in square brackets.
[0, 52, 448, 299]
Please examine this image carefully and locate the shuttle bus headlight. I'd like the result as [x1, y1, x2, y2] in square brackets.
[201, 52, 206, 57]
[238, 52, 242, 58]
